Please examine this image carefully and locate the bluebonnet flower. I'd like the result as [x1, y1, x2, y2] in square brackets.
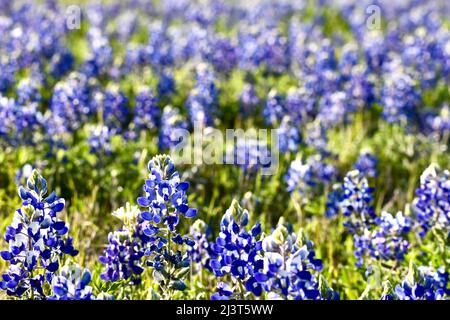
[49, 48, 75, 79]
[344, 66, 375, 111]
[381, 60, 421, 124]
[16, 77, 42, 105]
[203, 36, 238, 74]
[239, 84, 259, 116]
[338, 169, 413, 267]
[0, 60, 16, 93]
[146, 21, 174, 70]
[137, 155, 197, 296]
[157, 70, 176, 97]
[339, 44, 360, 81]
[261, 223, 339, 300]
[317, 91, 349, 129]
[211, 282, 234, 300]
[82, 28, 113, 77]
[114, 10, 139, 43]
[263, 89, 285, 126]
[159, 105, 189, 151]
[0, 95, 17, 143]
[413, 164, 450, 238]
[285, 158, 315, 195]
[137, 155, 197, 229]
[325, 187, 342, 218]
[231, 137, 272, 174]
[184, 1, 217, 26]
[339, 170, 376, 232]
[50, 263, 94, 300]
[210, 200, 264, 299]
[353, 152, 378, 178]
[424, 105, 450, 136]
[186, 63, 218, 127]
[0, 170, 78, 298]
[123, 44, 147, 73]
[285, 155, 336, 197]
[91, 87, 129, 134]
[362, 31, 387, 73]
[315, 43, 340, 95]
[87, 125, 113, 156]
[189, 220, 216, 273]
[237, 28, 262, 72]
[48, 72, 91, 135]
[296, 38, 339, 96]
[382, 263, 449, 300]
[277, 116, 301, 153]
[371, 211, 412, 261]
[0, 93, 42, 146]
[401, 27, 446, 91]
[99, 203, 145, 284]
[238, 26, 289, 74]
[304, 121, 330, 156]
[133, 88, 160, 132]
[285, 86, 316, 125]
[353, 211, 411, 268]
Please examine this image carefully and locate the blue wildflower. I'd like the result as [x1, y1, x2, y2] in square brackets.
[353, 152, 378, 178]
[159, 105, 188, 151]
[99, 203, 145, 284]
[383, 263, 449, 300]
[133, 88, 160, 133]
[50, 263, 95, 300]
[263, 89, 285, 126]
[210, 200, 264, 299]
[186, 63, 218, 127]
[0, 170, 78, 299]
[413, 164, 450, 238]
[137, 155, 197, 296]
[261, 223, 339, 300]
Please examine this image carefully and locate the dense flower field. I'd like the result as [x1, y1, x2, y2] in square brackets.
[0, 0, 449, 300]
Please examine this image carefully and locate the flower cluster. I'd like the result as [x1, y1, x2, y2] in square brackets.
[383, 263, 449, 300]
[261, 222, 339, 300]
[188, 220, 216, 273]
[263, 90, 285, 126]
[186, 63, 218, 127]
[159, 105, 188, 151]
[0, 93, 41, 146]
[210, 200, 263, 299]
[285, 155, 336, 198]
[354, 211, 412, 268]
[239, 84, 259, 116]
[413, 164, 450, 238]
[0, 170, 78, 298]
[231, 137, 272, 174]
[278, 116, 301, 153]
[99, 203, 145, 284]
[137, 155, 197, 296]
[339, 170, 376, 232]
[353, 152, 378, 178]
[50, 263, 95, 300]
[87, 125, 113, 155]
[132, 88, 160, 133]
[381, 62, 421, 124]
[336, 170, 414, 268]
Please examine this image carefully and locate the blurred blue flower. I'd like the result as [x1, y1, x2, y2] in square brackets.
[413, 164, 450, 238]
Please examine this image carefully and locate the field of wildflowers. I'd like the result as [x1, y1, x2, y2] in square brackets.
[0, 0, 449, 301]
